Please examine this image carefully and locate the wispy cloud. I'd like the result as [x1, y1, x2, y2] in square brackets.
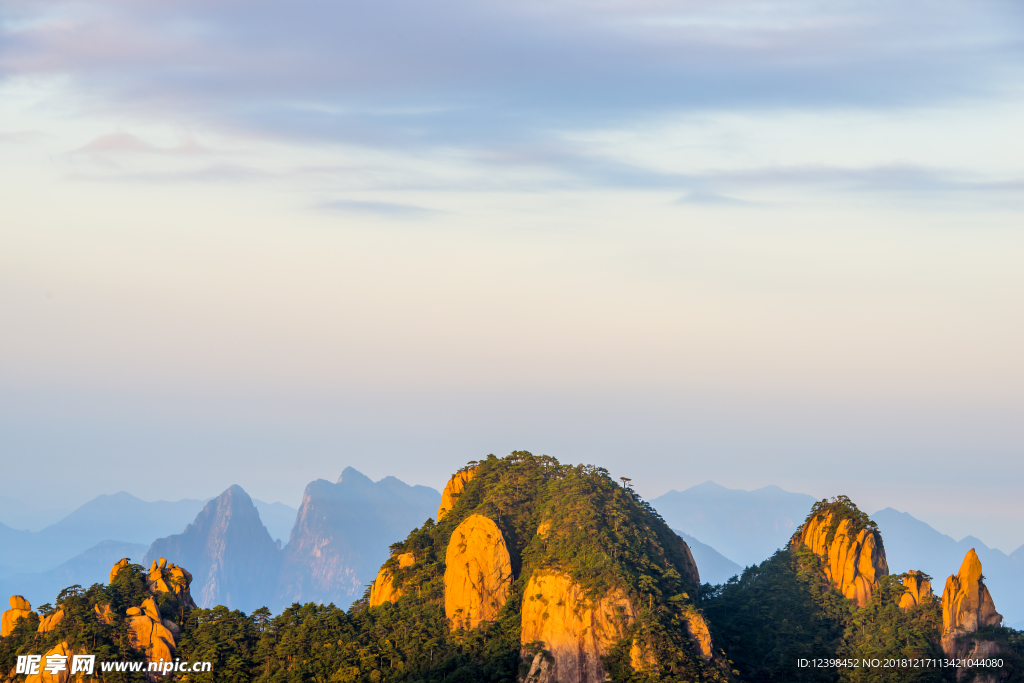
[1, 0, 1021, 153]
[317, 199, 444, 218]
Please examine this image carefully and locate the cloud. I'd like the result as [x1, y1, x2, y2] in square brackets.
[317, 199, 444, 218]
[1, 0, 1021, 153]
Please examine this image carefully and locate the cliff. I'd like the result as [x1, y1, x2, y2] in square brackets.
[0, 596, 34, 637]
[520, 570, 636, 683]
[277, 467, 439, 611]
[437, 467, 477, 521]
[898, 570, 934, 610]
[145, 485, 279, 612]
[791, 497, 888, 607]
[444, 514, 512, 630]
[941, 549, 1002, 657]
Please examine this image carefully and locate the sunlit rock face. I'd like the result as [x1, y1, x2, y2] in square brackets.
[898, 570, 934, 610]
[519, 570, 636, 683]
[792, 507, 888, 607]
[941, 549, 1002, 660]
[444, 514, 513, 630]
[1, 595, 35, 637]
[368, 552, 415, 607]
[437, 468, 477, 522]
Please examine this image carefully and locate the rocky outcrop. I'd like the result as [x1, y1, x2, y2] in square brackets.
[127, 597, 176, 665]
[520, 571, 636, 683]
[23, 640, 74, 683]
[898, 571, 934, 610]
[146, 485, 278, 612]
[792, 508, 888, 607]
[437, 468, 477, 521]
[110, 558, 130, 583]
[94, 603, 114, 625]
[941, 549, 1002, 658]
[1, 596, 35, 637]
[675, 535, 701, 586]
[444, 514, 513, 630]
[278, 468, 440, 611]
[146, 558, 196, 608]
[369, 552, 415, 607]
[683, 610, 714, 661]
[37, 609, 64, 633]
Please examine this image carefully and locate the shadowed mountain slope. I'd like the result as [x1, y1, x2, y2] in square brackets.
[146, 485, 281, 613]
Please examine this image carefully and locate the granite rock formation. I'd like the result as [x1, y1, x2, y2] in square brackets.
[437, 467, 477, 521]
[0, 596, 35, 637]
[898, 570, 935, 610]
[519, 570, 636, 683]
[792, 501, 888, 607]
[941, 549, 1002, 659]
[368, 552, 415, 607]
[444, 514, 513, 630]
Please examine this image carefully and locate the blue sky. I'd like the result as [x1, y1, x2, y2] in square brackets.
[1, 0, 1023, 549]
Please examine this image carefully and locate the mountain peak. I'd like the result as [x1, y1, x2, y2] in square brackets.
[337, 467, 373, 485]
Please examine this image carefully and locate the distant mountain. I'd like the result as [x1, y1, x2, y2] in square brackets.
[0, 492, 207, 575]
[146, 486, 281, 613]
[651, 482, 818, 568]
[674, 530, 742, 585]
[0, 540, 148, 608]
[871, 507, 1024, 625]
[276, 467, 441, 611]
[253, 499, 297, 545]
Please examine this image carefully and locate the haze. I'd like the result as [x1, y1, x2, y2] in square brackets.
[1, 0, 1022, 549]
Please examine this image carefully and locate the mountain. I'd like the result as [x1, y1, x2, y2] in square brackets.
[0, 492, 207, 576]
[651, 481, 818, 568]
[253, 499, 297, 545]
[357, 452, 725, 683]
[673, 530, 742, 585]
[146, 485, 281, 613]
[276, 467, 441, 611]
[0, 539, 148, 608]
[872, 507, 1024, 625]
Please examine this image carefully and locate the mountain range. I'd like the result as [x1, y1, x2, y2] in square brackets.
[4, 475, 1023, 624]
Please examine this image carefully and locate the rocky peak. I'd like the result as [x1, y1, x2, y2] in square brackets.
[791, 496, 888, 607]
[277, 470, 440, 611]
[941, 549, 1002, 656]
[437, 467, 477, 521]
[145, 484, 280, 611]
[0, 595, 35, 637]
[898, 570, 934, 610]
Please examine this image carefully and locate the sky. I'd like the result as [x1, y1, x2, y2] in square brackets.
[1, 0, 1023, 550]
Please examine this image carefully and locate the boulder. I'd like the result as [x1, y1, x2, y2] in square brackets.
[898, 571, 934, 610]
[520, 570, 636, 683]
[24, 641, 73, 683]
[437, 467, 477, 521]
[793, 511, 888, 607]
[1, 596, 35, 637]
[941, 549, 1002, 658]
[369, 553, 415, 607]
[37, 609, 64, 633]
[127, 611, 177, 664]
[444, 514, 513, 630]
[110, 558, 131, 583]
[146, 558, 196, 608]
